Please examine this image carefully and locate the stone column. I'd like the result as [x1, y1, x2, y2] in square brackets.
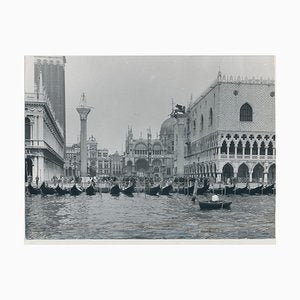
[249, 171, 253, 182]
[264, 172, 268, 184]
[242, 146, 245, 159]
[234, 144, 237, 159]
[217, 173, 222, 183]
[227, 146, 229, 159]
[250, 145, 253, 159]
[77, 103, 91, 178]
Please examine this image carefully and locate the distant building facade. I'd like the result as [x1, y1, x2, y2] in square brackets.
[124, 121, 175, 179]
[97, 148, 110, 176]
[175, 73, 275, 183]
[109, 152, 123, 176]
[65, 136, 122, 177]
[25, 56, 66, 182]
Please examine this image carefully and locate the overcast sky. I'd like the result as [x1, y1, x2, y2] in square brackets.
[65, 56, 275, 152]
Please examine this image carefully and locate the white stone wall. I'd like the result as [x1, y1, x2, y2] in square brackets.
[219, 83, 275, 132]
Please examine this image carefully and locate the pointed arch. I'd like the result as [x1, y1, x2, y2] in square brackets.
[252, 141, 258, 155]
[267, 141, 273, 156]
[229, 140, 235, 155]
[222, 163, 234, 182]
[221, 140, 227, 154]
[252, 163, 264, 182]
[237, 140, 243, 155]
[237, 163, 249, 182]
[260, 141, 266, 156]
[240, 103, 253, 121]
[245, 141, 251, 155]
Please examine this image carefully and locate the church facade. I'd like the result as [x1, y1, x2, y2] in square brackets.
[124, 119, 175, 179]
[177, 73, 275, 184]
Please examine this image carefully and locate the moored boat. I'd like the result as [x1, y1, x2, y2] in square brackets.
[27, 183, 41, 195]
[160, 184, 173, 196]
[199, 200, 232, 210]
[146, 184, 160, 196]
[121, 184, 134, 196]
[110, 184, 120, 196]
[55, 185, 69, 195]
[40, 182, 56, 195]
[225, 185, 235, 195]
[234, 185, 249, 195]
[262, 183, 275, 195]
[86, 184, 96, 196]
[70, 184, 83, 196]
[249, 185, 263, 195]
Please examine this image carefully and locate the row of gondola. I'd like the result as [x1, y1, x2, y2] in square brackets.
[180, 183, 275, 196]
[27, 182, 174, 197]
[27, 181, 275, 197]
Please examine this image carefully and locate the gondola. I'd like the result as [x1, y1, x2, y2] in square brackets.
[110, 184, 120, 196]
[160, 184, 173, 196]
[70, 184, 83, 196]
[197, 181, 209, 195]
[225, 185, 235, 195]
[234, 185, 249, 195]
[146, 185, 160, 196]
[86, 184, 96, 196]
[262, 183, 275, 195]
[199, 200, 232, 210]
[40, 182, 56, 195]
[197, 185, 209, 195]
[55, 185, 69, 195]
[27, 183, 41, 195]
[121, 184, 134, 197]
[249, 185, 263, 195]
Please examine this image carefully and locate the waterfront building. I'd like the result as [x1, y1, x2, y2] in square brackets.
[65, 144, 80, 177]
[176, 73, 275, 183]
[109, 151, 123, 177]
[25, 56, 66, 182]
[87, 135, 98, 177]
[124, 122, 175, 179]
[97, 149, 110, 176]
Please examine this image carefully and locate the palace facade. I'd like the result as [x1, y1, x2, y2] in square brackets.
[25, 56, 66, 182]
[177, 73, 275, 183]
[124, 119, 175, 179]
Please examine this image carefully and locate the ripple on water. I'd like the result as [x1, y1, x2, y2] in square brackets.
[25, 193, 275, 240]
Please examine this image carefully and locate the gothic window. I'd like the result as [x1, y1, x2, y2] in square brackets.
[221, 140, 227, 154]
[237, 140, 243, 155]
[252, 141, 258, 155]
[201, 115, 204, 131]
[209, 108, 213, 126]
[240, 103, 253, 121]
[25, 117, 31, 140]
[267, 141, 273, 155]
[245, 141, 251, 155]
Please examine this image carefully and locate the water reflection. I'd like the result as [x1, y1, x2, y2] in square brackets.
[25, 193, 275, 239]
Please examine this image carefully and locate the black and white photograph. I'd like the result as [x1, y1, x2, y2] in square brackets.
[3, 1, 300, 300]
[24, 55, 275, 240]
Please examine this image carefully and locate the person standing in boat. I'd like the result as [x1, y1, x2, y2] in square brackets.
[35, 176, 39, 187]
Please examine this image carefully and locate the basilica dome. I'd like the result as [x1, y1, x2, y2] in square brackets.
[160, 117, 176, 137]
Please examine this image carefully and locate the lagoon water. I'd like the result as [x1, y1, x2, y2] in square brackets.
[25, 193, 275, 240]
